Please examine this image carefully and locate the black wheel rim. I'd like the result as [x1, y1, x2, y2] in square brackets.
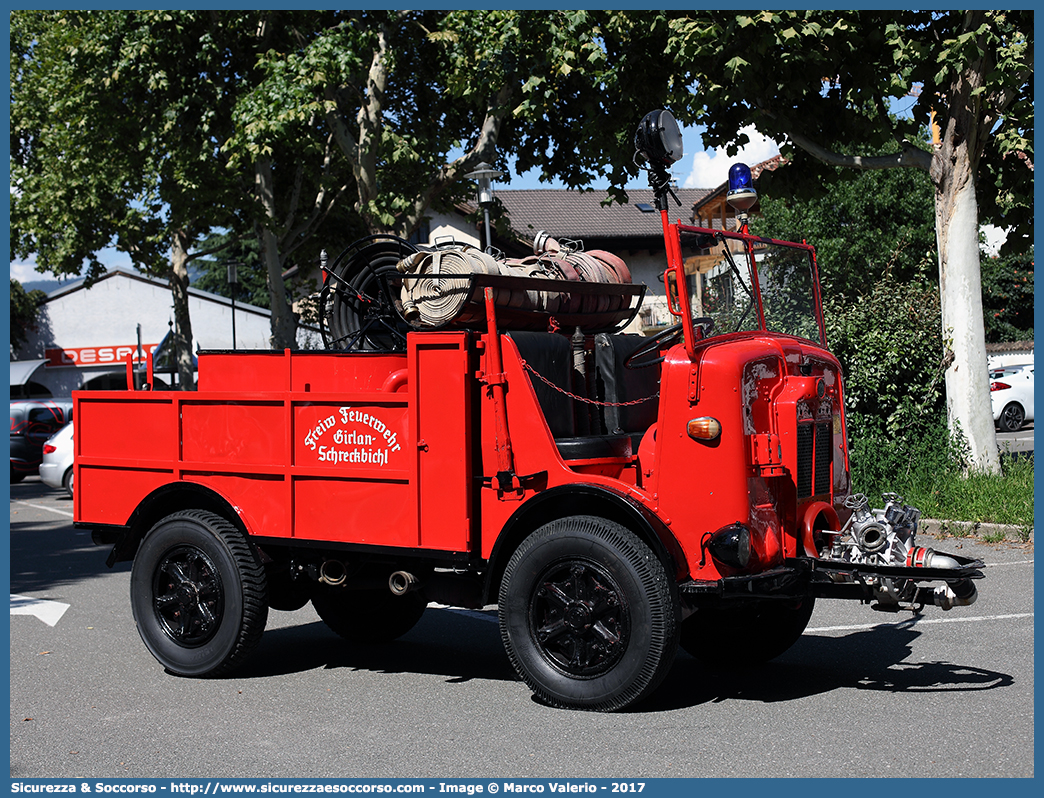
[529, 559, 630, 678]
[152, 545, 225, 647]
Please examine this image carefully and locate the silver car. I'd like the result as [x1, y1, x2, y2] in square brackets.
[39, 422, 75, 497]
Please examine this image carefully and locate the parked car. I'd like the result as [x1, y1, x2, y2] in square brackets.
[989, 364, 1034, 432]
[10, 399, 74, 482]
[40, 422, 75, 497]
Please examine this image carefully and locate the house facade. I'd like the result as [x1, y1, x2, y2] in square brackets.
[11, 268, 313, 398]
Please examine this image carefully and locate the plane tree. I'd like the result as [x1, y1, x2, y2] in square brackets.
[667, 10, 1033, 473]
[10, 10, 249, 387]
[227, 10, 688, 241]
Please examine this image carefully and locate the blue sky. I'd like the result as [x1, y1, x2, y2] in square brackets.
[505, 123, 781, 192]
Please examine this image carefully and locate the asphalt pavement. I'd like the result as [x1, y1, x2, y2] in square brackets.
[997, 422, 1033, 460]
[8, 476, 1035, 779]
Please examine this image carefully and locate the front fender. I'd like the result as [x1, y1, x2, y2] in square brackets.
[481, 483, 687, 604]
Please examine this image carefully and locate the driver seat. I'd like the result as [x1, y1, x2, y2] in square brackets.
[593, 333, 661, 452]
[507, 332, 633, 461]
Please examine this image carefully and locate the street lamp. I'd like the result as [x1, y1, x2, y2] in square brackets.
[227, 262, 239, 350]
[464, 161, 504, 252]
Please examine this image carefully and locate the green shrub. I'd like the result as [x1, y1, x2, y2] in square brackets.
[824, 272, 1034, 527]
[826, 271, 948, 490]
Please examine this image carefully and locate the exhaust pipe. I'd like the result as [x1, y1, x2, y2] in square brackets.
[916, 579, 978, 610]
[389, 571, 421, 596]
[906, 546, 977, 609]
[319, 560, 347, 586]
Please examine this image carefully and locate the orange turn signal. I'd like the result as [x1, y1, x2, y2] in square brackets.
[687, 416, 721, 441]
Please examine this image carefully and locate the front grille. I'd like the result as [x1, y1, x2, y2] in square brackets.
[796, 424, 814, 498]
[814, 421, 832, 495]
[796, 421, 833, 499]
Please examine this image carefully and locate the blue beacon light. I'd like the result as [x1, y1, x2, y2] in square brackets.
[726, 162, 758, 212]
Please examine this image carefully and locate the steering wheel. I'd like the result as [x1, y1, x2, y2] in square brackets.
[624, 318, 714, 369]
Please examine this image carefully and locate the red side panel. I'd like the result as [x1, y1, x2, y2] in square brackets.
[76, 340, 474, 554]
[182, 402, 285, 466]
[294, 478, 414, 546]
[290, 400, 412, 544]
[79, 466, 172, 526]
[77, 395, 176, 461]
[411, 333, 473, 551]
[75, 394, 176, 523]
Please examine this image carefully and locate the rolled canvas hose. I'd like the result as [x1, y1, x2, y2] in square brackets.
[396, 237, 635, 330]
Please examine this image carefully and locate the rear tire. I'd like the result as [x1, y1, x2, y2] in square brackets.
[130, 510, 268, 677]
[311, 588, 427, 643]
[62, 467, 74, 498]
[499, 516, 678, 712]
[998, 402, 1025, 432]
[680, 597, 815, 667]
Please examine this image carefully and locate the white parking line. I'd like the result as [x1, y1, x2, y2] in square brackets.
[10, 594, 70, 626]
[433, 604, 499, 624]
[12, 500, 74, 519]
[809, 612, 1033, 634]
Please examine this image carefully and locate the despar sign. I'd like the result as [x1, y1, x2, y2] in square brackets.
[299, 405, 405, 468]
[45, 344, 158, 367]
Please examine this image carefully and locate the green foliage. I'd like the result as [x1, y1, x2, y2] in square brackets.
[851, 422, 1034, 527]
[981, 247, 1034, 342]
[10, 11, 246, 279]
[666, 11, 1032, 246]
[191, 234, 270, 309]
[825, 271, 1034, 526]
[228, 10, 690, 236]
[924, 453, 1033, 526]
[754, 166, 937, 302]
[826, 273, 946, 443]
[9, 279, 47, 356]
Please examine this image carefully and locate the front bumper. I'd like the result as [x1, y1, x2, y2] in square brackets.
[679, 554, 985, 604]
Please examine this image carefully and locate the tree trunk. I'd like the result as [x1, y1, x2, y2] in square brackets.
[170, 230, 196, 390]
[255, 158, 297, 350]
[931, 138, 1000, 474]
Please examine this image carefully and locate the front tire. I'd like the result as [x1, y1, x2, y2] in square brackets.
[499, 516, 678, 712]
[130, 510, 268, 677]
[680, 597, 815, 667]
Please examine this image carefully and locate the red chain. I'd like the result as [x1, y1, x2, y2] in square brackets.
[520, 359, 658, 407]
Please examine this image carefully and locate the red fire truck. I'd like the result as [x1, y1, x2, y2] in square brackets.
[76, 110, 982, 711]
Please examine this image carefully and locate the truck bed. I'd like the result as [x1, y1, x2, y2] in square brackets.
[75, 336, 475, 553]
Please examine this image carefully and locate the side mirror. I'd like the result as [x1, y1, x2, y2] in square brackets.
[635, 109, 684, 167]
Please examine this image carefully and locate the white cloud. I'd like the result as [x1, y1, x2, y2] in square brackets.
[681, 126, 781, 189]
[9, 256, 40, 283]
[980, 225, 1008, 257]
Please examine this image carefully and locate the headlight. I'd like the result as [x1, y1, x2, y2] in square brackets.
[707, 523, 751, 568]
[635, 109, 684, 166]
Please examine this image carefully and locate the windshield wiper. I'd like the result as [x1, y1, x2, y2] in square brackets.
[715, 233, 755, 331]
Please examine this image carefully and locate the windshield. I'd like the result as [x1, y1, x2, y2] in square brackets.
[681, 230, 824, 346]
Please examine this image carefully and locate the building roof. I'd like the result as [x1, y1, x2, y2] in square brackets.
[42, 266, 271, 316]
[985, 340, 1035, 353]
[484, 155, 787, 252]
[492, 188, 712, 251]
